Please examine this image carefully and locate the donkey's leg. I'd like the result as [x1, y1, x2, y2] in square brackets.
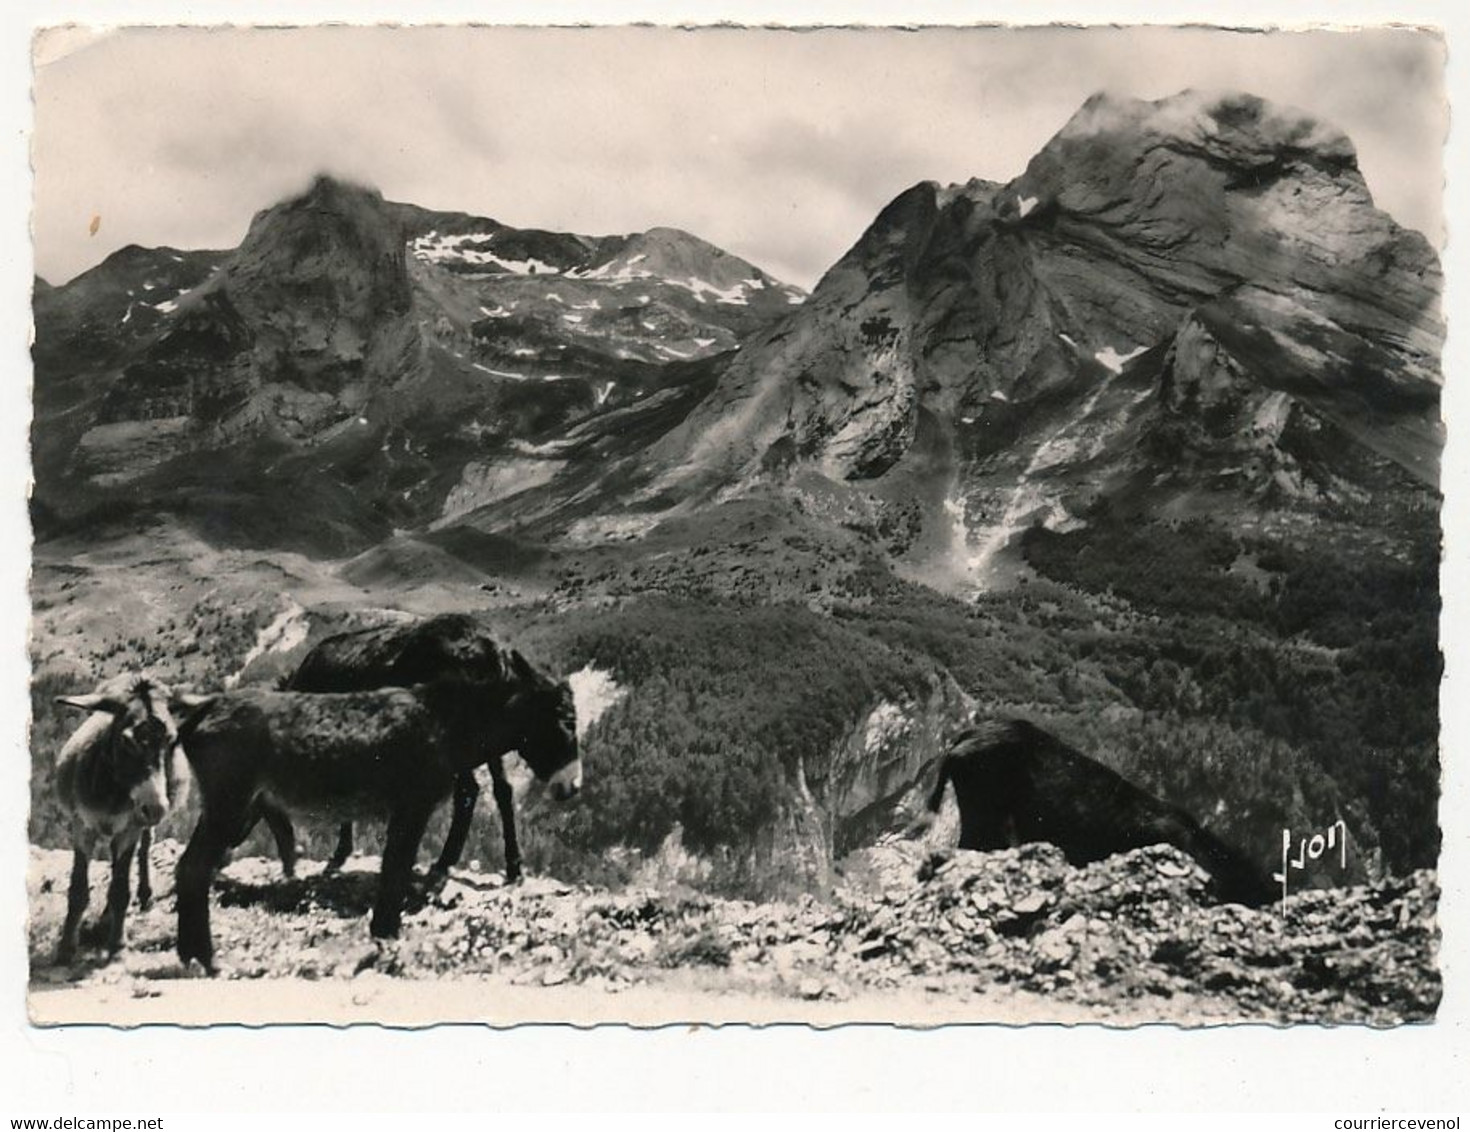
[56, 844, 91, 965]
[430, 771, 481, 883]
[258, 801, 298, 879]
[136, 827, 153, 911]
[102, 829, 141, 956]
[492, 763, 522, 884]
[370, 802, 434, 940]
[325, 823, 354, 875]
[176, 812, 235, 974]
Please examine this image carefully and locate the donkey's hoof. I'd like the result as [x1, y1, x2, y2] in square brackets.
[177, 940, 216, 975]
[136, 893, 153, 912]
[368, 917, 402, 940]
[54, 943, 77, 967]
[355, 939, 404, 977]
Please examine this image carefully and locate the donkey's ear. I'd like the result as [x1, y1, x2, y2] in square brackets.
[55, 694, 127, 715]
[169, 692, 218, 737]
[169, 690, 214, 711]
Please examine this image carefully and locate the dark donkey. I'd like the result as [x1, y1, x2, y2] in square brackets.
[281, 614, 550, 883]
[52, 674, 194, 963]
[173, 656, 581, 972]
[911, 718, 1276, 907]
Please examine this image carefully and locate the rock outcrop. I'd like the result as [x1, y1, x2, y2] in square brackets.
[774, 676, 973, 880]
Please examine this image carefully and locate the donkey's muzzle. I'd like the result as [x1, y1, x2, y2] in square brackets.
[132, 776, 169, 825]
[135, 796, 167, 825]
[548, 760, 583, 802]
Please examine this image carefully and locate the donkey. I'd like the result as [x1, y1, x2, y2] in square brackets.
[173, 667, 581, 972]
[911, 718, 1275, 907]
[52, 674, 196, 963]
[282, 614, 542, 883]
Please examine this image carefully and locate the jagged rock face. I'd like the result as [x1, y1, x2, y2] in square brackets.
[58, 176, 421, 471]
[650, 180, 955, 490]
[774, 675, 973, 877]
[1016, 92, 1440, 335]
[1152, 285, 1442, 495]
[223, 176, 416, 400]
[650, 90, 1442, 578]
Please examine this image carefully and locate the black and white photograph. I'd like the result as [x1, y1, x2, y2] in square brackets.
[20, 18, 1453, 1034]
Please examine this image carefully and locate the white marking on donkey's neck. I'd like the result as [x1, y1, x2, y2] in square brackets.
[567, 664, 625, 739]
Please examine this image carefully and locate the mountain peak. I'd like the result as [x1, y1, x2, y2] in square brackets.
[645, 85, 1438, 540]
[240, 171, 401, 256]
[240, 174, 388, 236]
[300, 172, 385, 204]
[1057, 89, 1358, 174]
[605, 225, 795, 294]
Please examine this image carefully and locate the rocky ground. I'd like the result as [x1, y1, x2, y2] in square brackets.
[26, 839, 1440, 1027]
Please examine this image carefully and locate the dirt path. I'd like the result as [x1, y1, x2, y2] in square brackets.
[29, 967, 1229, 1028]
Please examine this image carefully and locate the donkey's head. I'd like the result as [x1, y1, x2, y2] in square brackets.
[57, 677, 194, 825]
[504, 651, 582, 802]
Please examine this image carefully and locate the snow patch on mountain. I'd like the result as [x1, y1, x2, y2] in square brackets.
[412, 231, 559, 276]
[1096, 345, 1147, 374]
[671, 277, 751, 305]
[152, 287, 192, 314]
[472, 362, 525, 381]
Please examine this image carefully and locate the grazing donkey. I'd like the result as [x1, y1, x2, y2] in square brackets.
[911, 718, 1276, 907]
[52, 674, 194, 963]
[173, 663, 581, 972]
[284, 613, 544, 883]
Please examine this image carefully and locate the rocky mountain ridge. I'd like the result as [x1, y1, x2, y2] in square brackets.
[32, 175, 804, 545]
[641, 90, 1441, 589]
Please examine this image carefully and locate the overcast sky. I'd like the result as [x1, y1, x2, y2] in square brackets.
[32, 24, 1445, 289]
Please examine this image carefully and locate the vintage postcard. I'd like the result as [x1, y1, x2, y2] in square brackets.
[21, 18, 1454, 1041]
